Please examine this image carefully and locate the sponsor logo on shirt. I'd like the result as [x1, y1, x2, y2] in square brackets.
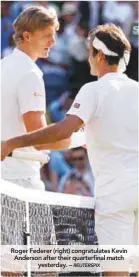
[74, 103, 80, 109]
[33, 92, 43, 97]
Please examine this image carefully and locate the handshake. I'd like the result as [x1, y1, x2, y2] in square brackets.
[1, 127, 86, 161]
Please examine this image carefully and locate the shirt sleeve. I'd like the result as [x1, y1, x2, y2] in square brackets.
[67, 82, 98, 124]
[17, 70, 46, 115]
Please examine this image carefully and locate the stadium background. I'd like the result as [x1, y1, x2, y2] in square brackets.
[1, 0, 138, 197]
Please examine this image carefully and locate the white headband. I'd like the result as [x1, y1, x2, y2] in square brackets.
[92, 37, 130, 73]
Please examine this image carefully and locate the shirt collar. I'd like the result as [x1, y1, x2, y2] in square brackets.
[13, 48, 43, 77]
[98, 72, 128, 82]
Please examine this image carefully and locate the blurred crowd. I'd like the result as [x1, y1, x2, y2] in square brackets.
[1, 0, 138, 197]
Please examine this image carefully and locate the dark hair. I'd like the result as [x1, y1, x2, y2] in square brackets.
[88, 24, 131, 66]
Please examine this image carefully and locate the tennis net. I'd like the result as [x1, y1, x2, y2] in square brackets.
[1, 179, 99, 277]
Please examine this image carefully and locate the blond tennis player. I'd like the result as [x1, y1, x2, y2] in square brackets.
[1, 6, 83, 190]
[1, 24, 138, 276]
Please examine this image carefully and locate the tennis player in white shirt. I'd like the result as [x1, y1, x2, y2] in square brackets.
[2, 23, 138, 276]
[1, 6, 82, 190]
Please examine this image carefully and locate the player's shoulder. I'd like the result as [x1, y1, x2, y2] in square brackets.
[18, 69, 43, 87]
[127, 77, 139, 86]
[1, 51, 14, 64]
[80, 81, 98, 93]
[125, 77, 139, 94]
[23, 67, 43, 80]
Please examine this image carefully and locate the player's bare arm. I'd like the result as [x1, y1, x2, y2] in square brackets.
[1, 115, 83, 160]
[23, 110, 72, 151]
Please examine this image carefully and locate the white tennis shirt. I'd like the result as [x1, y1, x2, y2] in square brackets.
[1, 48, 46, 179]
[67, 73, 138, 197]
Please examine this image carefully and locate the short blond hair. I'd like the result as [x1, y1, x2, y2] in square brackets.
[13, 6, 59, 44]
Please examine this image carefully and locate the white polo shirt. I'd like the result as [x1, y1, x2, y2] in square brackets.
[67, 73, 138, 197]
[1, 48, 46, 180]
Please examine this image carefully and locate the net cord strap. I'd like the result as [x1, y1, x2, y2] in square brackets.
[0, 180, 95, 209]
